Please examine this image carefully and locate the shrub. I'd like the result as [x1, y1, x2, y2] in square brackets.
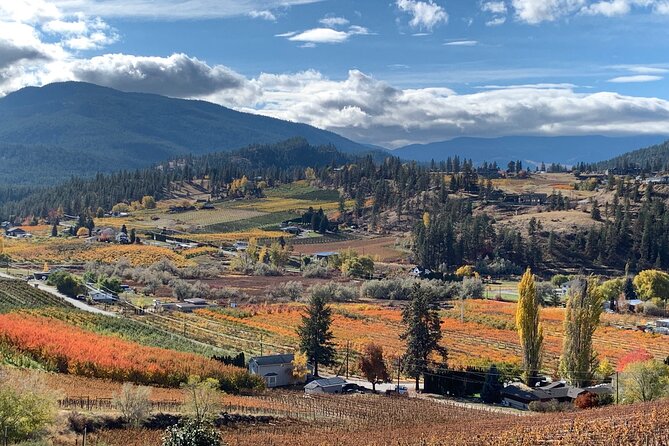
[360, 278, 459, 301]
[266, 281, 303, 302]
[162, 419, 223, 446]
[302, 263, 330, 278]
[461, 277, 484, 299]
[341, 256, 374, 278]
[574, 392, 599, 409]
[47, 270, 84, 298]
[113, 383, 152, 427]
[307, 282, 357, 303]
[252, 263, 282, 277]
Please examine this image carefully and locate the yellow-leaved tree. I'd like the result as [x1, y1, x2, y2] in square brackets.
[291, 351, 310, 382]
[516, 268, 543, 385]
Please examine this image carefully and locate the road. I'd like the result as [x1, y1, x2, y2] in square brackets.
[1, 271, 116, 317]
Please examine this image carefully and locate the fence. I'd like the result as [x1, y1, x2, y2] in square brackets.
[59, 396, 181, 413]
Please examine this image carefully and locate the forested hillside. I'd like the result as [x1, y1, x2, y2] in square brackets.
[596, 140, 669, 172]
[0, 82, 374, 185]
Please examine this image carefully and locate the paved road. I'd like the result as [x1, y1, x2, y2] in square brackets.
[1, 272, 116, 317]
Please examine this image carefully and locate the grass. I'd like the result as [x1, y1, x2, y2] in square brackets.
[203, 211, 298, 233]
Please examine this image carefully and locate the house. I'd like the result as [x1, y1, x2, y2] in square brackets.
[281, 226, 302, 236]
[248, 354, 309, 388]
[33, 271, 52, 281]
[89, 290, 116, 304]
[313, 251, 338, 262]
[5, 227, 29, 238]
[174, 303, 200, 313]
[656, 319, 669, 329]
[233, 241, 249, 251]
[183, 298, 209, 307]
[501, 383, 551, 410]
[304, 377, 347, 395]
[645, 176, 669, 185]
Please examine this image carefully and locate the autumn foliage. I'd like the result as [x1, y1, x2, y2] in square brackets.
[617, 348, 654, 372]
[0, 313, 262, 392]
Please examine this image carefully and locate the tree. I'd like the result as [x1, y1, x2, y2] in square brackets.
[401, 284, 447, 391]
[358, 343, 389, 391]
[481, 364, 503, 404]
[634, 269, 669, 303]
[51, 223, 58, 237]
[47, 271, 84, 298]
[297, 290, 336, 377]
[0, 374, 59, 442]
[113, 383, 152, 428]
[516, 268, 543, 385]
[181, 376, 221, 424]
[291, 351, 310, 382]
[76, 227, 89, 237]
[141, 195, 157, 209]
[617, 348, 654, 373]
[559, 278, 604, 387]
[620, 360, 669, 403]
[121, 224, 128, 234]
[130, 228, 137, 244]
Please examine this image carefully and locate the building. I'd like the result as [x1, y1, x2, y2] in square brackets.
[5, 227, 30, 238]
[501, 383, 550, 410]
[304, 377, 347, 394]
[313, 251, 338, 262]
[89, 290, 116, 304]
[656, 319, 669, 328]
[248, 354, 308, 388]
[645, 176, 669, 185]
[502, 381, 613, 410]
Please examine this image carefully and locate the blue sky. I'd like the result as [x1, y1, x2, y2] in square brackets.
[1, 0, 669, 147]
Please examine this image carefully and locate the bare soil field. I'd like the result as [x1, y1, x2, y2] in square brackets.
[206, 273, 354, 297]
[292, 236, 409, 263]
[497, 210, 605, 235]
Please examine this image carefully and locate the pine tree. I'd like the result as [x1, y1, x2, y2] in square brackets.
[516, 268, 543, 385]
[559, 278, 604, 387]
[297, 291, 336, 377]
[401, 283, 447, 391]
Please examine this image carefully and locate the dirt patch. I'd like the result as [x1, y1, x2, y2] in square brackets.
[291, 236, 408, 263]
[205, 273, 356, 297]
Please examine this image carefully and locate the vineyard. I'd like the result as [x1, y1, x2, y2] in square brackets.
[88, 392, 669, 446]
[0, 279, 71, 312]
[0, 313, 262, 391]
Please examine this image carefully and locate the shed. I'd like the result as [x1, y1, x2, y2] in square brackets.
[5, 227, 28, 238]
[249, 354, 307, 388]
[304, 377, 347, 395]
[313, 251, 338, 261]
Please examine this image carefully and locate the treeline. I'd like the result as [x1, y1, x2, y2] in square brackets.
[0, 138, 352, 221]
[593, 140, 669, 173]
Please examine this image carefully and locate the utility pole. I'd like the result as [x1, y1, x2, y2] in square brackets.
[616, 371, 619, 404]
[345, 340, 350, 379]
[460, 292, 465, 323]
[260, 333, 264, 356]
[397, 357, 401, 389]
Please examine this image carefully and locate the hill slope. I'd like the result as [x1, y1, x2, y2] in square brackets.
[393, 135, 669, 165]
[0, 82, 376, 185]
[596, 140, 669, 171]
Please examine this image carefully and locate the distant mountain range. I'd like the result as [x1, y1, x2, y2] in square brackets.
[0, 82, 373, 185]
[392, 135, 669, 166]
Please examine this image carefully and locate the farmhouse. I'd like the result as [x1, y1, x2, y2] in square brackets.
[5, 227, 30, 238]
[304, 377, 347, 394]
[248, 354, 308, 388]
[89, 290, 116, 304]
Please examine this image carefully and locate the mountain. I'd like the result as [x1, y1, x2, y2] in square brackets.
[0, 82, 377, 185]
[596, 140, 669, 171]
[392, 135, 669, 166]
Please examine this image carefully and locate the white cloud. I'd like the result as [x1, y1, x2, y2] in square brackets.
[50, 0, 321, 20]
[444, 40, 478, 46]
[477, 83, 579, 89]
[319, 16, 350, 27]
[284, 26, 371, 45]
[481, 1, 508, 25]
[248, 10, 276, 21]
[608, 74, 663, 82]
[396, 0, 448, 31]
[508, 0, 669, 23]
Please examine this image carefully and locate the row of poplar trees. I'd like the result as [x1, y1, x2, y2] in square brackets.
[517, 268, 604, 387]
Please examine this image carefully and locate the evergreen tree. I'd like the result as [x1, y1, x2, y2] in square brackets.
[401, 284, 447, 391]
[516, 268, 543, 385]
[481, 364, 503, 404]
[297, 291, 336, 377]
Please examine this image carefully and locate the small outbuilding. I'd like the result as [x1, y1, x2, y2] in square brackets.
[304, 377, 347, 395]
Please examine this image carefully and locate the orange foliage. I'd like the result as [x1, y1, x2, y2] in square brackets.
[0, 313, 257, 390]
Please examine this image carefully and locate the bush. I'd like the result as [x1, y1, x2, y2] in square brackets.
[113, 383, 152, 427]
[574, 391, 599, 409]
[252, 263, 282, 277]
[266, 281, 303, 302]
[308, 282, 357, 303]
[461, 277, 484, 299]
[302, 262, 330, 278]
[360, 278, 460, 301]
[475, 258, 522, 276]
[341, 256, 374, 278]
[162, 420, 223, 446]
[528, 399, 573, 413]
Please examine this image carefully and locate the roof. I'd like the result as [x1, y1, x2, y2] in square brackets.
[305, 377, 347, 389]
[251, 354, 295, 366]
[627, 299, 644, 305]
[314, 251, 338, 257]
[184, 298, 208, 305]
[502, 383, 549, 402]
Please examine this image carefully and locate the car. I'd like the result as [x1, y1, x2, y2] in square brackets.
[394, 385, 408, 395]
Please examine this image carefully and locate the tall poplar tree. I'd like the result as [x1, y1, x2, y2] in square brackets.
[297, 291, 336, 377]
[559, 278, 604, 387]
[516, 268, 543, 385]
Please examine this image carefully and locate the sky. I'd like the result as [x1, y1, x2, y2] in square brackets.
[1, 0, 669, 148]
